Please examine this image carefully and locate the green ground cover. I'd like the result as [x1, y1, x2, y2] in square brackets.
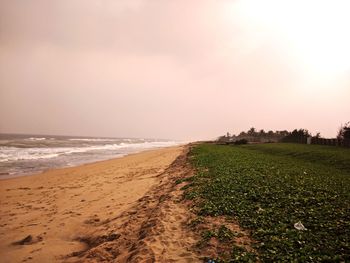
[186, 143, 350, 262]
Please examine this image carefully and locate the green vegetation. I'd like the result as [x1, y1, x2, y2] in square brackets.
[186, 143, 350, 262]
[338, 122, 350, 140]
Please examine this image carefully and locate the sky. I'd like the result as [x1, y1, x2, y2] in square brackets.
[0, 0, 349, 140]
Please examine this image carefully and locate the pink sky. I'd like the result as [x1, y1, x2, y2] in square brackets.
[0, 0, 349, 140]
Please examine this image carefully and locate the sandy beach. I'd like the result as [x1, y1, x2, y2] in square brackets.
[0, 146, 200, 262]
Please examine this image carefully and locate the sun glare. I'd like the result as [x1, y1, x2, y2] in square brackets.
[226, 0, 350, 78]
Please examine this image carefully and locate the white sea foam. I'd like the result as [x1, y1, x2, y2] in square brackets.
[68, 138, 120, 142]
[0, 141, 178, 163]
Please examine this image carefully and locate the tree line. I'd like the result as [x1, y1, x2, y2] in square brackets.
[218, 122, 350, 144]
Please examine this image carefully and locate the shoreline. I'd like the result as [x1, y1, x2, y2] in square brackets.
[0, 145, 200, 262]
[0, 145, 184, 181]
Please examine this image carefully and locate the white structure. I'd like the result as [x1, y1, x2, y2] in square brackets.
[307, 136, 312, 145]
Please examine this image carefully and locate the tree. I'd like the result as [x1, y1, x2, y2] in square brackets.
[247, 127, 256, 136]
[279, 130, 289, 137]
[239, 131, 247, 137]
[281, 128, 310, 143]
[267, 130, 274, 137]
[337, 122, 350, 140]
[314, 132, 321, 138]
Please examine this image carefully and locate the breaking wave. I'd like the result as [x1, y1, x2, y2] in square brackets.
[0, 141, 177, 163]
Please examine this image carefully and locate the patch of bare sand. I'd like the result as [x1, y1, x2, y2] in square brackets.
[67, 146, 201, 263]
[0, 146, 201, 263]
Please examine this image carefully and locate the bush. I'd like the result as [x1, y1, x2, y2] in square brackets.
[234, 139, 248, 145]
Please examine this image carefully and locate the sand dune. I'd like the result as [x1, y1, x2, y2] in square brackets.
[0, 146, 200, 262]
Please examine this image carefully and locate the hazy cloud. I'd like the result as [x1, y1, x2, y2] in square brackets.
[1, 0, 349, 139]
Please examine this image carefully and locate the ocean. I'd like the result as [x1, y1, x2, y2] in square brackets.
[0, 133, 179, 179]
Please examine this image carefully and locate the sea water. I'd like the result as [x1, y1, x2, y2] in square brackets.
[0, 134, 178, 179]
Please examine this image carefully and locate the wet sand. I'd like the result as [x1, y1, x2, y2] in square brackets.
[0, 146, 200, 262]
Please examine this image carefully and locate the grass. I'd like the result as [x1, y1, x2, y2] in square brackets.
[186, 143, 350, 262]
